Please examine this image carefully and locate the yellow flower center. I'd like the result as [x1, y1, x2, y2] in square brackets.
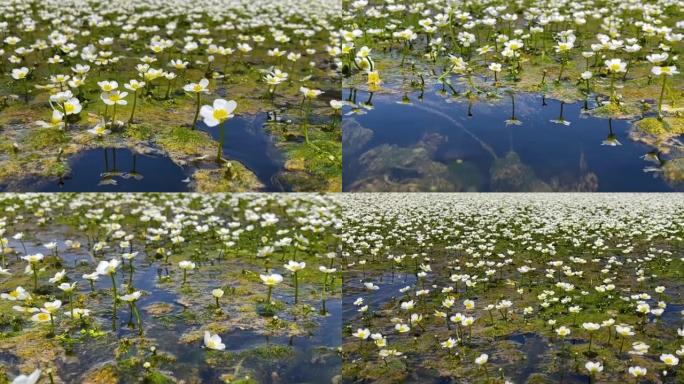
[65, 103, 75, 113]
[213, 109, 229, 121]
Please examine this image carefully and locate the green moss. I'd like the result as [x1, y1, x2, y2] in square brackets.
[637, 117, 668, 135]
[220, 374, 258, 384]
[124, 124, 155, 141]
[0, 160, 24, 181]
[662, 158, 684, 183]
[82, 363, 118, 384]
[0, 328, 64, 377]
[192, 163, 263, 192]
[244, 344, 293, 360]
[143, 370, 176, 384]
[0, 367, 8, 384]
[45, 160, 68, 177]
[527, 373, 553, 384]
[25, 128, 68, 150]
[635, 117, 684, 136]
[157, 127, 215, 156]
[589, 102, 640, 119]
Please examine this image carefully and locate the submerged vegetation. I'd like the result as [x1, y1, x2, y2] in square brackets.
[341, 0, 683, 191]
[0, 0, 342, 191]
[0, 193, 341, 383]
[341, 193, 683, 383]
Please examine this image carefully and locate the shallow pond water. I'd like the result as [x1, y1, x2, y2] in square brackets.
[36, 148, 190, 192]
[2, 228, 339, 383]
[342, 88, 683, 192]
[341, 194, 684, 384]
[0, 193, 342, 383]
[199, 114, 287, 192]
[343, 272, 417, 321]
[0, 114, 289, 192]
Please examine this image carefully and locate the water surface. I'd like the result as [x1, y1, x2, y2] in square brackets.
[343, 87, 682, 192]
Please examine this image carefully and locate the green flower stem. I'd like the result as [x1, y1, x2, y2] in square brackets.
[32, 263, 39, 292]
[191, 93, 201, 130]
[217, 120, 225, 163]
[658, 75, 667, 120]
[128, 90, 138, 123]
[293, 271, 299, 304]
[110, 273, 118, 318]
[131, 302, 143, 335]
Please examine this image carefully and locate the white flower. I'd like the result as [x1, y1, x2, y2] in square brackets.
[204, 331, 226, 350]
[58, 282, 76, 292]
[120, 291, 142, 302]
[178, 260, 196, 270]
[35, 109, 65, 129]
[556, 326, 571, 337]
[49, 270, 66, 284]
[585, 361, 603, 374]
[260, 273, 283, 286]
[651, 66, 679, 76]
[488, 62, 502, 72]
[646, 53, 668, 64]
[96, 259, 120, 275]
[353, 328, 371, 339]
[97, 81, 118, 92]
[124, 79, 145, 91]
[22, 254, 44, 263]
[88, 122, 111, 137]
[475, 353, 488, 365]
[441, 337, 457, 349]
[628, 366, 647, 377]
[583, 322, 600, 331]
[284, 260, 306, 272]
[660, 354, 679, 366]
[11, 67, 29, 80]
[605, 58, 627, 73]
[11, 369, 41, 384]
[43, 299, 62, 313]
[63, 98, 82, 115]
[183, 78, 209, 93]
[199, 99, 237, 127]
[330, 100, 345, 110]
[1, 286, 30, 301]
[101, 91, 128, 106]
[300, 87, 323, 99]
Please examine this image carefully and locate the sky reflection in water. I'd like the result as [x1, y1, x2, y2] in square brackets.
[343, 87, 682, 192]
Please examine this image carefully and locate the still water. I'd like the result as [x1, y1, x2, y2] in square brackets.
[343, 87, 682, 192]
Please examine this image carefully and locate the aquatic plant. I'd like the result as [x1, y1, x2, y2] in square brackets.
[0, 193, 341, 382]
[21, 253, 44, 292]
[199, 98, 238, 162]
[0, 0, 342, 192]
[284, 260, 306, 304]
[178, 260, 196, 286]
[96, 259, 121, 325]
[260, 273, 283, 304]
[204, 331, 226, 351]
[10, 369, 41, 384]
[341, 194, 683, 383]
